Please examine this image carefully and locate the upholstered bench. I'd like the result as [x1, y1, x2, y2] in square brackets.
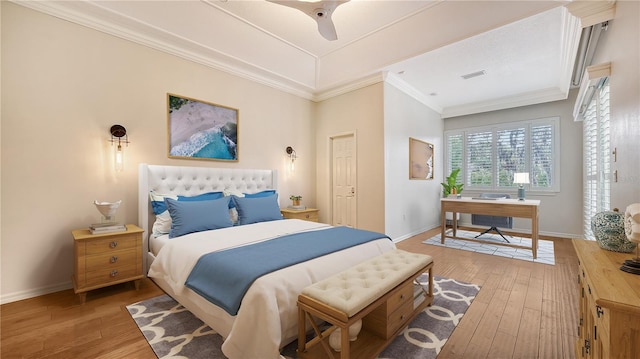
[296, 249, 434, 359]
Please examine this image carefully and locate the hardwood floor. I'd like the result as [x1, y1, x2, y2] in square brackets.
[1, 227, 579, 359]
[397, 227, 579, 359]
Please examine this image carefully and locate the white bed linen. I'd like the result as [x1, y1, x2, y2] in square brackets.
[149, 233, 170, 256]
[147, 219, 396, 359]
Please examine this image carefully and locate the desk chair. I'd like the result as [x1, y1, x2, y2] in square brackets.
[472, 193, 513, 242]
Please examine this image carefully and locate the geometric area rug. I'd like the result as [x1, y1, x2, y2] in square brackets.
[423, 229, 555, 265]
[126, 275, 480, 359]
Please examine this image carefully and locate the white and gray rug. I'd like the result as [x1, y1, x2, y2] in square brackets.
[126, 275, 479, 359]
[424, 229, 555, 265]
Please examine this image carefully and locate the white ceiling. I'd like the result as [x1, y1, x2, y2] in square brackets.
[17, 0, 582, 117]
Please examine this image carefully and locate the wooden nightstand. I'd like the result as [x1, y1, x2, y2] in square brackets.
[72, 224, 144, 303]
[281, 208, 319, 222]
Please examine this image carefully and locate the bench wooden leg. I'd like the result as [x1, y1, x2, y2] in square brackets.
[427, 266, 434, 299]
[341, 326, 350, 359]
[298, 306, 306, 354]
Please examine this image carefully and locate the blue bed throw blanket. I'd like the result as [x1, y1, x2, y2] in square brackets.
[185, 226, 389, 315]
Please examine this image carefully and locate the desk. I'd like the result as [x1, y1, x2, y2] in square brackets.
[440, 197, 541, 258]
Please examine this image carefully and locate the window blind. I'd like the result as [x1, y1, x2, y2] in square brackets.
[466, 131, 493, 187]
[446, 133, 464, 181]
[444, 117, 559, 193]
[583, 79, 610, 239]
[496, 127, 526, 187]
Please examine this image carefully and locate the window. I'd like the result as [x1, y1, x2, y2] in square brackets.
[583, 79, 610, 240]
[444, 117, 559, 192]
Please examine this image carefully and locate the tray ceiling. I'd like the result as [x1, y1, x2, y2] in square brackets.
[15, 0, 582, 117]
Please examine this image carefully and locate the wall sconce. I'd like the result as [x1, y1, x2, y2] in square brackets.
[285, 146, 297, 172]
[513, 172, 530, 201]
[109, 125, 129, 172]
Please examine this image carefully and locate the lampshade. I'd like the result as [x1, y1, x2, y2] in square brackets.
[513, 172, 530, 184]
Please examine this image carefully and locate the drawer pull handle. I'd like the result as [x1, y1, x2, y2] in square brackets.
[110, 241, 118, 248]
[400, 314, 405, 321]
[400, 294, 405, 300]
[110, 256, 118, 263]
[596, 306, 604, 318]
[110, 270, 118, 277]
[305, 215, 310, 218]
[585, 339, 590, 354]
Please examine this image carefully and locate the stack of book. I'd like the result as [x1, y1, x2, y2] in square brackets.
[90, 222, 127, 234]
[413, 282, 427, 310]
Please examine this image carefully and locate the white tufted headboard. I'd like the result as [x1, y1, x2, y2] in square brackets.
[138, 163, 277, 271]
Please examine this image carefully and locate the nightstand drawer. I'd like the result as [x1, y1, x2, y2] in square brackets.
[86, 249, 138, 271]
[281, 208, 319, 222]
[85, 264, 140, 287]
[85, 233, 139, 255]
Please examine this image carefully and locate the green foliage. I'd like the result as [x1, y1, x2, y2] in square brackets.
[441, 168, 464, 196]
[169, 96, 189, 112]
[289, 195, 302, 201]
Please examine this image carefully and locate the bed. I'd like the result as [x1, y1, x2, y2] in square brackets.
[138, 164, 396, 359]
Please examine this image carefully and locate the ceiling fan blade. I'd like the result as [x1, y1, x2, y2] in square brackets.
[267, 0, 349, 41]
[316, 12, 338, 41]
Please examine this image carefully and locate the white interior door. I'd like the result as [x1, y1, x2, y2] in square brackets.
[331, 133, 357, 227]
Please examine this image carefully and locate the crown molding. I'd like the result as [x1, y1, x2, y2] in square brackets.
[443, 87, 568, 118]
[383, 72, 443, 114]
[12, 0, 316, 101]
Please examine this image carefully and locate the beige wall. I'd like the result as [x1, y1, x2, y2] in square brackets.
[444, 90, 584, 238]
[590, 0, 640, 208]
[383, 83, 444, 240]
[1, 3, 316, 302]
[315, 83, 385, 233]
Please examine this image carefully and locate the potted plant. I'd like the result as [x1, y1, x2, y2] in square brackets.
[290, 195, 302, 207]
[441, 168, 464, 197]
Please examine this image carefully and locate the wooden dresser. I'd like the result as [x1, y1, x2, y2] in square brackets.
[281, 208, 319, 222]
[573, 239, 640, 359]
[72, 224, 144, 303]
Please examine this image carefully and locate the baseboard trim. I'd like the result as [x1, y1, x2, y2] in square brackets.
[1, 281, 72, 305]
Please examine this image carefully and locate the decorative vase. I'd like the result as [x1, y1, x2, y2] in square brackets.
[592, 211, 637, 253]
[329, 328, 342, 352]
[348, 319, 362, 341]
[328, 319, 362, 352]
[292, 199, 301, 207]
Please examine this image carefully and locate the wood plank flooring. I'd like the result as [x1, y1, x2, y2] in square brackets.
[1, 227, 579, 359]
[397, 227, 579, 359]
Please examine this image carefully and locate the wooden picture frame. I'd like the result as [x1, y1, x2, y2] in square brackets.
[409, 137, 434, 180]
[167, 93, 238, 161]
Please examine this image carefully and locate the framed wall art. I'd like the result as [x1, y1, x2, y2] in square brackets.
[409, 137, 434, 180]
[167, 93, 238, 161]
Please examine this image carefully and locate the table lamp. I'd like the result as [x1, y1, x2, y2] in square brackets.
[513, 173, 530, 201]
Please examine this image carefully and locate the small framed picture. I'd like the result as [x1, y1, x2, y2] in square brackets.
[409, 137, 434, 180]
[167, 93, 238, 161]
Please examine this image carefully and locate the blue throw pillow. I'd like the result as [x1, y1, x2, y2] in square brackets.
[165, 196, 232, 238]
[227, 190, 276, 209]
[150, 191, 224, 215]
[178, 191, 224, 201]
[232, 195, 283, 225]
[244, 190, 276, 198]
